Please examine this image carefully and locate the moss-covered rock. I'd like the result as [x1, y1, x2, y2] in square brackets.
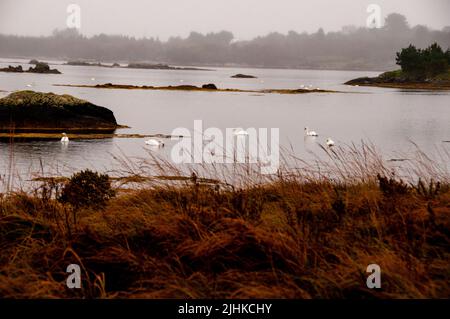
[0, 91, 118, 132]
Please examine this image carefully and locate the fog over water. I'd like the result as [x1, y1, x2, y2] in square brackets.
[1, 0, 449, 39]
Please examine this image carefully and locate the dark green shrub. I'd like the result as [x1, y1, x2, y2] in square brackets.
[59, 170, 115, 209]
[396, 43, 450, 79]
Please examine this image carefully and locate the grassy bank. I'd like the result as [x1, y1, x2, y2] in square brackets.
[0, 145, 449, 298]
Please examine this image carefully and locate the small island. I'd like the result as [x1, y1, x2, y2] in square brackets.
[0, 62, 61, 74]
[346, 43, 450, 90]
[231, 73, 257, 79]
[0, 91, 118, 134]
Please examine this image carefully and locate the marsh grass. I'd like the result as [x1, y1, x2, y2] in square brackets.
[0, 142, 449, 298]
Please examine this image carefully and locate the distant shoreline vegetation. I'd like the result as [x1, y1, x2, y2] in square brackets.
[0, 13, 449, 71]
[345, 43, 450, 90]
[65, 60, 213, 71]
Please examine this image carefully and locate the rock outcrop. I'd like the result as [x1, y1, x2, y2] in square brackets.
[0, 91, 118, 132]
[0, 62, 61, 74]
[201, 83, 218, 90]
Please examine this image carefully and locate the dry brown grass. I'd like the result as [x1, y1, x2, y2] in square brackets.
[0, 144, 449, 299]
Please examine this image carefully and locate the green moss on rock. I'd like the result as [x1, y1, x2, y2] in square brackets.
[0, 91, 118, 132]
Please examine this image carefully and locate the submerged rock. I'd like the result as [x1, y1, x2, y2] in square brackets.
[231, 73, 257, 78]
[0, 91, 118, 133]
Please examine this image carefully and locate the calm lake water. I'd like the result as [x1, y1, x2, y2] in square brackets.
[1, 58, 449, 186]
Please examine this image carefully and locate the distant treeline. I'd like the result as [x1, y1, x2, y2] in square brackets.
[1, 13, 449, 70]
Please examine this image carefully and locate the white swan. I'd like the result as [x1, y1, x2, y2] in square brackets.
[233, 128, 249, 136]
[145, 139, 164, 147]
[326, 138, 335, 147]
[61, 133, 69, 143]
[304, 127, 318, 137]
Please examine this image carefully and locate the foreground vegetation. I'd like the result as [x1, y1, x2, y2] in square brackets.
[0, 146, 449, 299]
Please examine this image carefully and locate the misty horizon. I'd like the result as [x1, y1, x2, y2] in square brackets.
[1, 0, 449, 40]
[1, 11, 449, 71]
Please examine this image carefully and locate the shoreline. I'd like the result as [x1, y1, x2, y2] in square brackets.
[346, 82, 450, 90]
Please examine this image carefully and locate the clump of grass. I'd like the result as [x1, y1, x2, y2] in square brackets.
[0, 144, 449, 299]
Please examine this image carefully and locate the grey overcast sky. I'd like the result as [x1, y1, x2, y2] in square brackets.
[0, 0, 449, 40]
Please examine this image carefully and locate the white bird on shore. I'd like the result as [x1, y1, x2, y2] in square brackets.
[326, 138, 335, 147]
[91, 77, 96, 81]
[145, 139, 164, 147]
[304, 127, 318, 137]
[233, 128, 249, 136]
[61, 133, 69, 143]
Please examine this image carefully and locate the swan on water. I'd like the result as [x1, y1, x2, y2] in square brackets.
[61, 133, 69, 143]
[326, 138, 335, 147]
[145, 139, 165, 147]
[304, 127, 318, 137]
